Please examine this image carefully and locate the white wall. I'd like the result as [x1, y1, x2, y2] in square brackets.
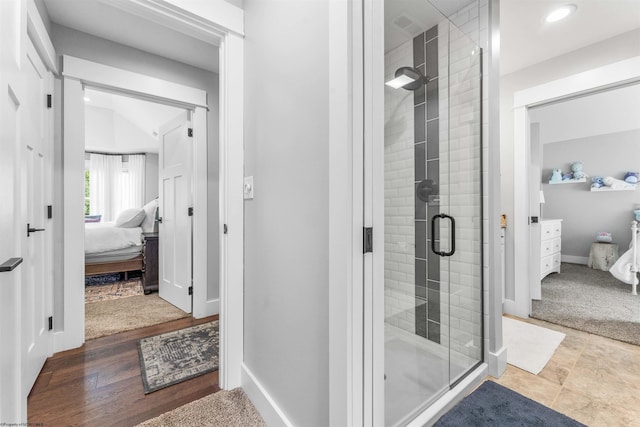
[51, 24, 220, 329]
[500, 28, 640, 309]
[243, 0, 329, 425]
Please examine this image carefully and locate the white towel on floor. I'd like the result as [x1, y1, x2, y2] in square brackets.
[610, 243, 639, 285]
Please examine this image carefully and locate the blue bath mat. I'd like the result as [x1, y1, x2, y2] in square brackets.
[435, 381, 585, 426]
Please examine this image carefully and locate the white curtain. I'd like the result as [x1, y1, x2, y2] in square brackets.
[89, 153, 122, 222]
[120, 154, 145, 211]
[89, 153, 146, 221]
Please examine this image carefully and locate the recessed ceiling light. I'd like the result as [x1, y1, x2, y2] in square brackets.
[546, 4, 577, 23]
[83, 96, 91, 102]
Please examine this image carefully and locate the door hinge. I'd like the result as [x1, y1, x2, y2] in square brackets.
[223, 224, 228, 234]
[188, 128, 193, 137]
[48, 316, 53, 331]
[188, 286, 193, 295]
[529, 216, 539, 224]
[188, 207, 193, 216]
[47, 205, 53, 219]
[364, 227, 373, 253]
[47, 94, 52, 109]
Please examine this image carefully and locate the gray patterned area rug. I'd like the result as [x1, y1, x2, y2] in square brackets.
[137, 321, 219, 394]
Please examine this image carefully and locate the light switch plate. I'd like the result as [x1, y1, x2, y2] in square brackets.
[244, 176, 254, 200]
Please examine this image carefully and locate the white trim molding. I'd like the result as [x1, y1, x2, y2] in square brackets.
[241, 363, 293, 427]
[26, 0, 57, 74]
[62, 56, 207, 108]
[218, 32, 244, 390]
[508, 56, 640, 318]
[104, 0, 243, 43]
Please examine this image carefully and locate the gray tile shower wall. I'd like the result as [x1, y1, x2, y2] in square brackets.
[414, 25, 441, 343]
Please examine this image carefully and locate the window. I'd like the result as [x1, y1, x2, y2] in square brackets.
[84, 169, 90, 215]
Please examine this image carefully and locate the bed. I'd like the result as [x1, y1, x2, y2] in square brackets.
[609, 220, 639, 295]
[84, 200, 158, 277]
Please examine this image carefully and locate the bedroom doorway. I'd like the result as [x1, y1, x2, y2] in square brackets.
[83, 88, 192, 340]
[506, 57, 640, 321]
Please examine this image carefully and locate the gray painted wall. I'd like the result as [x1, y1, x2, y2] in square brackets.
[243, 0, 329, 425]
[51, 25, 219, 329]
[500, 28, 640, 302]
[145, 153, 159, 203]
[542, 129, 640, 258]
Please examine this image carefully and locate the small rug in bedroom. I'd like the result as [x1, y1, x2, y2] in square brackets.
[137, 321, 219, 394]
[532, 262, 640, 345]
[434, 381, 585, 427]
[85, 294, 190, 340]
[85, 279, 143, 303]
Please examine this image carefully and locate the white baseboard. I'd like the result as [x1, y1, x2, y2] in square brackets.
[241, 363, 293, 427]
[408, 363, 488, 427]
[488, 345, 507, 378]
[561, 255, 588, 265]
[193, 298, 220, 319]
[52, 331, 66, 353]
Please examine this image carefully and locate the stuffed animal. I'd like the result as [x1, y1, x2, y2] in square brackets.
[571, 161, 586, 180]
[549, 169, 563, 183]
[591, 176, 605, 188]
[562, 172, 573, 181]
[624, 172, 639, 184]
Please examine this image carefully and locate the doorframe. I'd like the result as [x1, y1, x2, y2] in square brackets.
[58, 1, 245, 391]
[508, 56, 640, 318]
[62, 56, 208, 348]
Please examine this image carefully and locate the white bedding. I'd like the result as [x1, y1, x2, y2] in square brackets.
[85, 222, 142, 254]
[610, 243, 640, 285]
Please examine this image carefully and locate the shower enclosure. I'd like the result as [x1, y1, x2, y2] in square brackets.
[381, 1, 483, 425]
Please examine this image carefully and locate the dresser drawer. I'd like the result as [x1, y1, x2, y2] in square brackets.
[541, 255, 553, 276]
[552, 253, 561, 269]
[541, 239, 554, 257]
[552, 237, 561, 254]
[541, 222, 555, 240]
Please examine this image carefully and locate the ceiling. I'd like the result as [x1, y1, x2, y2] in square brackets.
[529, 83, 640, 144]
[85, 88, 184, 152]
[385, 0, 477, 52]
[42, 0, 219, 73]
[500, 0, 640, 76]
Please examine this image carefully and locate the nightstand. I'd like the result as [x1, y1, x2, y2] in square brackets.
[141, 232, 159, 294]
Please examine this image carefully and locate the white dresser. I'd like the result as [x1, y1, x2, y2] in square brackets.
[540, 219, 562, 279]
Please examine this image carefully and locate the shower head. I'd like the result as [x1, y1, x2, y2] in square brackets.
[385, 66, 429, 91]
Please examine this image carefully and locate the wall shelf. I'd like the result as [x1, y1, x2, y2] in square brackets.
[590, 185, 638, 192]
[547, 178, 587, 185]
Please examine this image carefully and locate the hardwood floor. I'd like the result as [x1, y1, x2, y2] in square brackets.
[28, 315, 220, 427]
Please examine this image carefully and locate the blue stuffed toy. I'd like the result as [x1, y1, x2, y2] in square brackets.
[591, 176, 605, 188]
[571, 161, 586, 180]
[562, 172, 573, 181]
[624, 172, 638, 184]
[549, 169, 563, 183]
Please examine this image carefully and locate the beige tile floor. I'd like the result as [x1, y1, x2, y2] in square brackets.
[490, 316, 640, 427]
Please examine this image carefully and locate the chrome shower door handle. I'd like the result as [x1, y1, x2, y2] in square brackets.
[430, 213, 456, 257]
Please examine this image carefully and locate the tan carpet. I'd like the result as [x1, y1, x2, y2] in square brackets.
[85, 294, 189, 340]
[136, 388, 266, 427]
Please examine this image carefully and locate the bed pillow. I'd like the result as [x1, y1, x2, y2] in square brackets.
[141, 199, 159, 233]
[115, 208, 146, 228]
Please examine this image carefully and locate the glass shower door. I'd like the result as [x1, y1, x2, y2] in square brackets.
[382, 2, 483, 425]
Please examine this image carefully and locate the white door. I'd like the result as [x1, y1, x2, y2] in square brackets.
[158, 111, 193, 313]
[0, 0, 26, 421]
[21, 39, 53, 396]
